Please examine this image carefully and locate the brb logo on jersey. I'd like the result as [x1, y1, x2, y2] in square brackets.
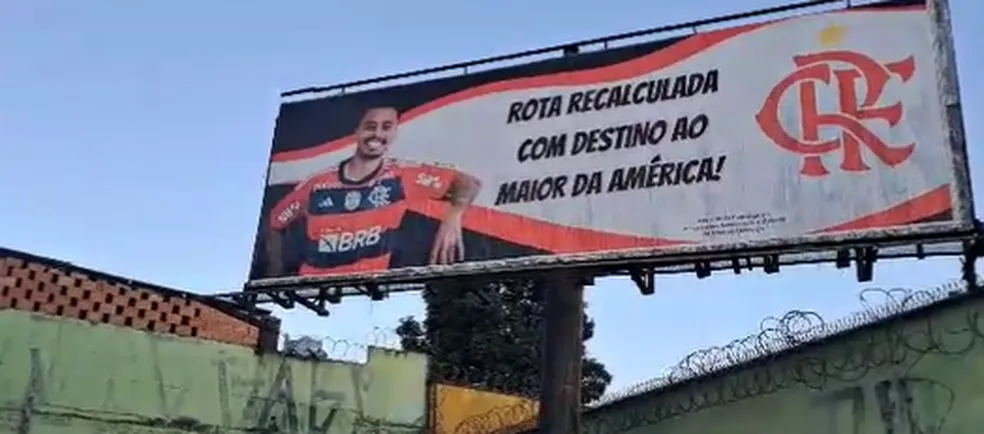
[755, 24, 917, 178]
[317, 226, 384, 253]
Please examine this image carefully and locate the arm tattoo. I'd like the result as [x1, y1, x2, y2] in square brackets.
[446, 174, 481, 206]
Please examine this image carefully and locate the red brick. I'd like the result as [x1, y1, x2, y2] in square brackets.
[39, 303, 61, 317]
[104, 314, 123, 326]
[61, 305, 80, 318]
[0, 250, 276, 350]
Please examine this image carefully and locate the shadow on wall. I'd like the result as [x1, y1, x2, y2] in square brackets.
[431, 383, 538, 434]
[0, 309, 428, 433]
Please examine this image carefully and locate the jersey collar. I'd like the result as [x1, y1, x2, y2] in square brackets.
[338, 157, 385, 186]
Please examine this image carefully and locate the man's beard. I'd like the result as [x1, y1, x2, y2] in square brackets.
[356, 147, 385, 160]
[357, 138, 387, 159]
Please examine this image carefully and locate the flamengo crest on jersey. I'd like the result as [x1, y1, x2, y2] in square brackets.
[308, 178, 407, 216]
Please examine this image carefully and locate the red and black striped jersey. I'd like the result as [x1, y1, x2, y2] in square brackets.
[270, 158, 459, 276]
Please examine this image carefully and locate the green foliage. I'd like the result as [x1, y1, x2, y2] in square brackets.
[396, 279, 612, 403]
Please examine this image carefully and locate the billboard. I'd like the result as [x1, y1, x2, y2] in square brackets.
[248, 0, 972, 287]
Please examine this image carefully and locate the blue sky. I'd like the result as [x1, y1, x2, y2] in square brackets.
[1, 0, 981, 393]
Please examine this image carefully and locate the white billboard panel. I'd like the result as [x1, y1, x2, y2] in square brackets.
[249, 1, 973, 287]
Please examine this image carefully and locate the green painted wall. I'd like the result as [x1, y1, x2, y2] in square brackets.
[582, 295, 984, 434]
[0, 309, 427, 433]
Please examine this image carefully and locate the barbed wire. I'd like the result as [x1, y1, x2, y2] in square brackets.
[591, 279, 968, 407]
[429, 386, 539, 434]
[278, 326, 403, 362]
[572, 279, 979, 434]
[454, 402, 538, 434]
[428, 279, 973, 411]
[457, 279, 975, 434]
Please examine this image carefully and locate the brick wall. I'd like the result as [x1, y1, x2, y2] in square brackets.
[0, 249, 278, 350]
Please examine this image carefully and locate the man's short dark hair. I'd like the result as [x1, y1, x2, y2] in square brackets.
[363, 106, 400, 117]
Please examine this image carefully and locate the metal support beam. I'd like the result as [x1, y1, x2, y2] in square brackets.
[321, 288, 342, 304]
[835, 249, 851, 268]
[854, 247, 877, 282]
[763, 254, 780, 274]
[629, 267, 655, 295]
[267, 292, 295, 310]
[286, 292, 330, 317]
[212, 230, 982, 315]
[361, 283, 386, 301]
[695, 261, 712, 279]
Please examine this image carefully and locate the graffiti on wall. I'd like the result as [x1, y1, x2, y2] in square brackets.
[812, 377, 955, 434]
[580, 289, 984, 434]
[0, 309, 427, 433]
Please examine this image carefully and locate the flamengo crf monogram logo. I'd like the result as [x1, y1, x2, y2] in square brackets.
[755, 24, 917, 178]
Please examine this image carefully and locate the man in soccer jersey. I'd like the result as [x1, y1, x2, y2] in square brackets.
[263, 106, 482, 277]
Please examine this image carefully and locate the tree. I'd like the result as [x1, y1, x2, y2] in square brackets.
[396, 279, 612, 404]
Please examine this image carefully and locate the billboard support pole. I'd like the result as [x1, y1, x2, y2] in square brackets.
[538, 271, 587, 434]
[537, 44, 587, 434]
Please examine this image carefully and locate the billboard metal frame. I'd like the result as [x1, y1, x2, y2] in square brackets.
[213, 0, 980, 315]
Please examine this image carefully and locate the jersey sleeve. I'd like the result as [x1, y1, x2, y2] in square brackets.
[402, 162, 460, 201]
[268, 181, 311, 231]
